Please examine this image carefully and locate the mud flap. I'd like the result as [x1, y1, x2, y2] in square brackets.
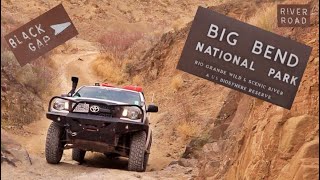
[145, 128, 152, 153]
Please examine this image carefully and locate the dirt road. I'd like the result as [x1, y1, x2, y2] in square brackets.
[1, 38, 196, 180]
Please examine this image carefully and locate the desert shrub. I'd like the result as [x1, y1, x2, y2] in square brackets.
[32, 64, 55, 96]
[172, 18, 190, 32]
[125, 34, 160, 60]
[1, 14, 15, 25]
[171, 74, 184, 91]
[1, 28, 8, 52]
[132, 75, 143, 85]
[1, 142, 4, 151]
[175, 104, 199, 139]
[247, 4, 277, 31]
[91, 54, 126, 84]
[1, 50, 19, 69]
[182, 104, 196, 119]
[12, 58, 55, 97]
[15, 64, 37, 85]
[176, 121, 199, 139]
[1, 14, 21, 50]
[124, 62, 134, 76]
[98, 31, 144, 59]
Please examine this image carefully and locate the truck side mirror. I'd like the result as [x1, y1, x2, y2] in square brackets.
[147, 104, 158, 113]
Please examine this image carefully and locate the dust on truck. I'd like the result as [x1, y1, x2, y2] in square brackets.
[45, 77, 158, 172]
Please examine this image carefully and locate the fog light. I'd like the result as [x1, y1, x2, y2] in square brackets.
[122, 109, 128, 116]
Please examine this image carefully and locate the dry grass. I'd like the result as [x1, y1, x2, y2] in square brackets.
[172, 19, 184, 32]
[125, 33, 160, 61]
[247, 4, 277, 31]
[176, 121, 200, 139]
[1, 50, 19, 68]
[11, 57, 56, 97]
[91, 54, 126, 84]
[93, 30, 155, 85]
[176, 104, 200, 139]
[171, 74, 184, 91]
[1, 14, 14, 25]
[132, 75, 143, 85]
[15, 64, 37, 85]
[98, 31, 144, 59]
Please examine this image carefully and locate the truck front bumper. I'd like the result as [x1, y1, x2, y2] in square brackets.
[46, 112, 148, 153]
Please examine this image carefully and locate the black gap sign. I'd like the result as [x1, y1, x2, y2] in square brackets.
[4, 4, 78, 66]
[177, 6, 312, 109]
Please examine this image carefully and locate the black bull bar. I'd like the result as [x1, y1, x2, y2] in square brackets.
[46, 96, 148, 154]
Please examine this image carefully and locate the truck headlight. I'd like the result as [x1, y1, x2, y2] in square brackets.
[51, 98, 69, 112]
[121, 106, 142, 121]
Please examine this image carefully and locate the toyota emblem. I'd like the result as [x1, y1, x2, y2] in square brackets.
[90, 105, 100, 113]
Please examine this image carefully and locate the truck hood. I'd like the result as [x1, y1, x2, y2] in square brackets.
[66, 97, 127, 105]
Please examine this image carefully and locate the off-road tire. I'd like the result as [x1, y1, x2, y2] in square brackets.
[45, 122, 64, 164]
[128, 131, 147, 172]
[72, 148, 86, 164]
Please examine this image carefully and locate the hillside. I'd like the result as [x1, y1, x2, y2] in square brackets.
[133, 0, 319, 179]
[1, 0, 319, 179]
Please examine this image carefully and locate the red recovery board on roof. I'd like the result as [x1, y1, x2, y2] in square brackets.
[123, 85, 143, 92]
[100, 83, 143, 92]
[101, 83, 114, 87]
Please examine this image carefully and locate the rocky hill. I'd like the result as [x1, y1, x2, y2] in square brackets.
[130, 0, 319, 179]
[1, 0, 318, 179]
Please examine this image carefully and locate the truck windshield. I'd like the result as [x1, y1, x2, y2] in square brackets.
[73, 86, 141, 105]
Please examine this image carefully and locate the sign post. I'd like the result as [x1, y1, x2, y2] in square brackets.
[4, 4, 78, 66]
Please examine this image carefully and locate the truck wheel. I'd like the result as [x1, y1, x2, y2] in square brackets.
[128, 131, 147, 172]
[72, 148, 86, 164]
[45, 122, 64, 164]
